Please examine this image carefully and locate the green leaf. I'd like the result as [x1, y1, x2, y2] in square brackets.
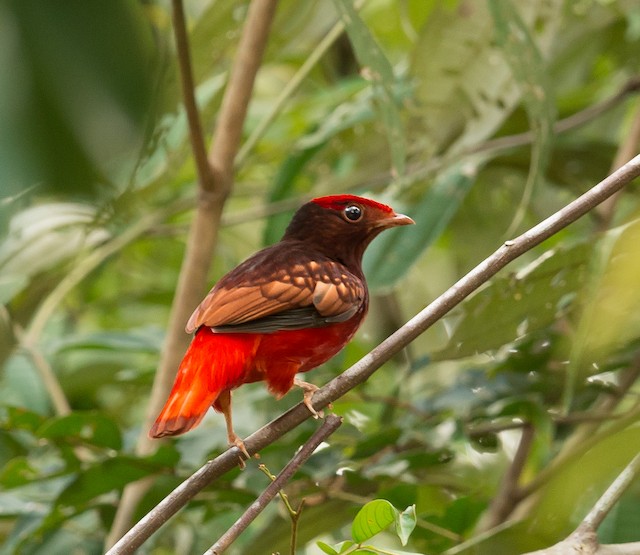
[38, 412, 122, 450]
[331, 0, 406, 176]
[55, 452, 174, 508]
[395, 505, 417, 546]
[316, 541, 339, 555]
[0, 406, 45, 433]
[364, 161, 479, 291]
[351, 499, 398, 543]
[432, 241, 592, 360]
[317, 540, 355, 554]
[51, 329, 162, 354]
[0, 457, 41, 488]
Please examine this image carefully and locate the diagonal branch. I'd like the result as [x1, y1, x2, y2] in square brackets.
[106, 156, 640, 555]
[206, 414, 343, 555]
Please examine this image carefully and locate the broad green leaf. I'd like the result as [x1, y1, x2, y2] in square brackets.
[432, 241, 592, 360]
[529, 427, 640, 541]
[410, 1, 559, 158]
[332, 0, 406, 176]
[55, 452, 176, 508]
[565, 218, 640, 409]
[316, 540, 339, 555]
[38, 412, 122, 450]
[364, 161, 479, 291]
[0, 203, 109, 278]
[351, 499, 398, 543]
[395, 505, 417, 545]
[0, 1, 155, 202]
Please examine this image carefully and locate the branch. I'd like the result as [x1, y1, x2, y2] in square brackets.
[106, 156, 640, 554]
[105, 0, 279, 547]
[522, 453, 640, 555]
[477, 424, 534, 531]
[206, 414, 342, 555]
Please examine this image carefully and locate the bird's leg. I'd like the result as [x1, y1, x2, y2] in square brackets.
[293, 377, 324, 418]
[216, 390, 250, 465]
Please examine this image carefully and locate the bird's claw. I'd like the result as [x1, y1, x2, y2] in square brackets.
[294, 378, 323, 418]
[229, 434, 250, 469]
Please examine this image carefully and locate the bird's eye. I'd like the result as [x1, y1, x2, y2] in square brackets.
[343, 205, 363, 222]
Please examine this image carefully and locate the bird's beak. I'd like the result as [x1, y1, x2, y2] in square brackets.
[384, 212, 415, 228]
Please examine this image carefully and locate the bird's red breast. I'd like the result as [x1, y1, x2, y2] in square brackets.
[149, 195, 414, 440]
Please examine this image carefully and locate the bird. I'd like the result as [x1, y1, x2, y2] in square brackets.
[149, 194, 414, 457]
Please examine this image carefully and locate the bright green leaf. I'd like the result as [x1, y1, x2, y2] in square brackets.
[351, 499, 398, 543]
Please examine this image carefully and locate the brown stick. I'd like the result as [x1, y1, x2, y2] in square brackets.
[105, 155, 640, 555]
[206, 415, 343, 554]
[105, 0, 279, 547]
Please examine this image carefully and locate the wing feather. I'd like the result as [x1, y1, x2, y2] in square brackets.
[185, 243, 366, 334]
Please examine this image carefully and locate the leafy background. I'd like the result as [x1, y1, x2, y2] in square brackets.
[1, 0, 640, 553]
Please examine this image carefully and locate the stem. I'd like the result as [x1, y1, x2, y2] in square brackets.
[105, 0, 279, 547]
[477, 424, 535, 530]
[204, 415, 342, 555]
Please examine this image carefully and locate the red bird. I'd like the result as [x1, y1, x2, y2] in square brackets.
[149, 195, 414, 455]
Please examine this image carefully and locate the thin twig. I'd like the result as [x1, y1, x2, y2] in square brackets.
[171, 0, 216, 193]
[106, 155, 640, 555]
[477, 424, 534, 531]
[12, 321, 71, 416]
[205, 415, 342, 555]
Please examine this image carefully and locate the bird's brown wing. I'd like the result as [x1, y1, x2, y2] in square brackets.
[185, 247, 365, 334]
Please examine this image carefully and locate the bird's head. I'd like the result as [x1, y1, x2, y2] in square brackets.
[283, 194, 414, 270]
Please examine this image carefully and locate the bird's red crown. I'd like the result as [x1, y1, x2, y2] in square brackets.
[311, 195, 393, 214]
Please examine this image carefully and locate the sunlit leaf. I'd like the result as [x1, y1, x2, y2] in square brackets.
[351, 499, 398, 543]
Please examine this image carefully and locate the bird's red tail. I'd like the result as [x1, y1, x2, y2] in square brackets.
[149, 328, 259, 438]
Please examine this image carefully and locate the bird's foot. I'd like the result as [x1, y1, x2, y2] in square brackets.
[228, 433, 250, 469]
[294, 378, 324, 419]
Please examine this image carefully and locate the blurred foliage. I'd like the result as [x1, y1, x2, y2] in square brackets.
[1, 0, 640, 554]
